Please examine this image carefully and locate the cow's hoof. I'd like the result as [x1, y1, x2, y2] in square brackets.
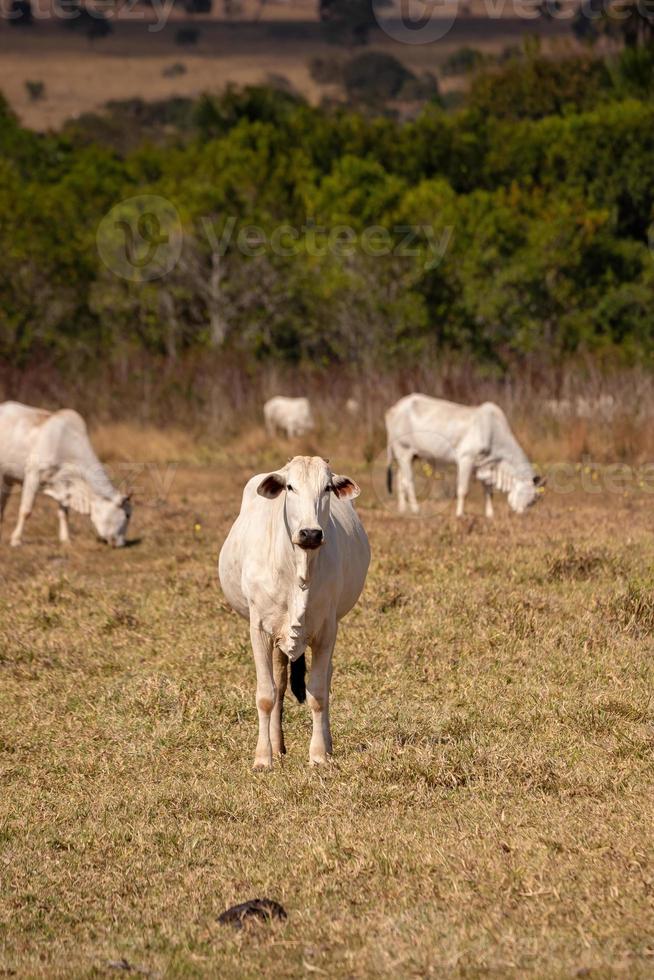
[253, 759, 273, 772]
[9, 539, 21, 548]
[310, 753, 332, 766]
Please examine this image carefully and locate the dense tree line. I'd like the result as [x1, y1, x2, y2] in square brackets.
[2, 47, 654, 372]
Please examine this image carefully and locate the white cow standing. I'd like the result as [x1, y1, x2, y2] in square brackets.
[263, 396, 314, 438]
[219, 456, 370, 769]
[385, 393, 542, 518]
[0, 401, 132, 547]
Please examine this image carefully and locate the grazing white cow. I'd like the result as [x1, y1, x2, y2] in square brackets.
[385, 393, 543, 518]
[263, 396, 314, 438]
[219, 456, 370, 769]
[0, 401, 132, 547]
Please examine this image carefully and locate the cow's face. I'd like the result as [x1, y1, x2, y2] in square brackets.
[508, 475, 543, 514]
[91, 494, 132, 547]
[257, 455, 359, 550]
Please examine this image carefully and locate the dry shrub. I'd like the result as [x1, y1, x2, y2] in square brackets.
[546, 543, 611, 581]
[606, 581, 654, 636]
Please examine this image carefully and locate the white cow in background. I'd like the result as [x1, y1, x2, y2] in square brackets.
[345, 398, 360, 417]
[219, 456, 370, 769]
[385, 393, 543, 518]
[544, 395, 615, 422]
[0, 401, 132, 547]
[263, 396, 314, 438]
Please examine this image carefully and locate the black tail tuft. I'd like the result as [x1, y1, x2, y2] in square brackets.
[290, 654, 306, 703]
[386, 464, 393, 495]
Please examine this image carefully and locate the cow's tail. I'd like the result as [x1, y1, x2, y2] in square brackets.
[386, 440, 394, 496]
[290, 654, 306, 703]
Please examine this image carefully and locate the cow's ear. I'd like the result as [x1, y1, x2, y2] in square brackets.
[257, 473, 286, 499]
[331, 475, 360, 499]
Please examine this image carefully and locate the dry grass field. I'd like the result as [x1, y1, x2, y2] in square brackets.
[2, 424, 654, 977]
[0, 15, 573, 130]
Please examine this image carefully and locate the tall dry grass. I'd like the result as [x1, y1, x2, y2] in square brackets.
[3, 353, 654, 465]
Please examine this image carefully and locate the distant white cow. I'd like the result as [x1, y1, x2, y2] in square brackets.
[345, 398, 360, 417]
[385, 393, 543, 518]
[263, 396, 314, 438]
[219, 455, 370, 769]
[0, 401, 132, 547]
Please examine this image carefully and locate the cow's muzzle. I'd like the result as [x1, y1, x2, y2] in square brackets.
[295, 527, 324, 550]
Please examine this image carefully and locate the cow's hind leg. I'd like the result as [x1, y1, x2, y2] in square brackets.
[405, 459, 419, 514]
[270, 647, 288, 757]
[307, 623, 336, 765]
[0, 478, 11, 542]
[250, 620, 276, 770]
[396, 449, 419, 515]
[10, 471, 39, 547]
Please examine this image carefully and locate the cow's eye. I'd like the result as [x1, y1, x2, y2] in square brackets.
[325, 484, 334, 494]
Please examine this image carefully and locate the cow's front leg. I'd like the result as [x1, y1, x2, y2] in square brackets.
[397, 468, 407, 514]
[307, 624, 336, 765]
[58, 504, 71, 544]
[10, 471, 39, 547]
[456, 458, 474, 518]
[250, 620, 276, 770]
[484, 485, 494, 519]
[270, 646, 288, 757]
